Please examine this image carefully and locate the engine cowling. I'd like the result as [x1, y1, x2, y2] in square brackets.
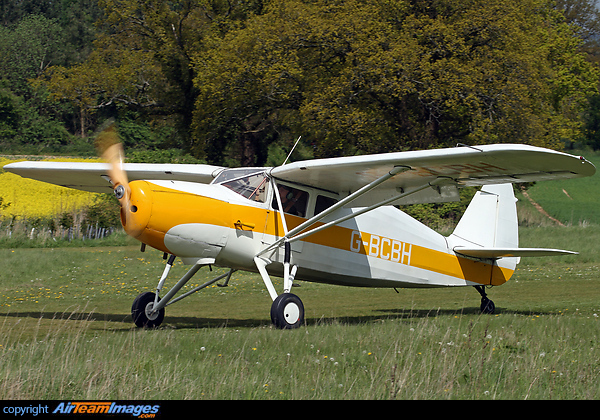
[121, 180, 232, 261]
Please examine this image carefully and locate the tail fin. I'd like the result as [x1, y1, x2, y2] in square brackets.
[449, 184, 577, 262]
[450, 184, 518, 249]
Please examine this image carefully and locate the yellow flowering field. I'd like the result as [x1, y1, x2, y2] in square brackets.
[0, 157, 101, 219]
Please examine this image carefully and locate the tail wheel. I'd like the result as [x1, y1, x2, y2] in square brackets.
[474, 285, 496, 314]
[270, 293, 304, 329]
[132, 292, 164, 328]
[480, 297, 496, 314]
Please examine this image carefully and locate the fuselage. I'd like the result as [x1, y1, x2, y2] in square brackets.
[122, 168, 515, 289]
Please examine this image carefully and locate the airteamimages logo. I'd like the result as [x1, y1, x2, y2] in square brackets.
[53, 402, 160, 418]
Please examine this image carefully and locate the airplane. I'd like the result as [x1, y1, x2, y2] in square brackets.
[4, 127, 596, 328]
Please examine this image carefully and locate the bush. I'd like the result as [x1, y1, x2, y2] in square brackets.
[83, 194, 121, 228]
[399, 187, 478, 232]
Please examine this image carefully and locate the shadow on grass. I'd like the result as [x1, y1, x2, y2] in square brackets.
[0, 305, 557, 331]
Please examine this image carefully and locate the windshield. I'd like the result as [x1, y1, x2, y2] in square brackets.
[212, 168, 267, 184]
[219, 170, 269, 203]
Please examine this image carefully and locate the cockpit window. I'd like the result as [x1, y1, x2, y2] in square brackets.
[212, 168, 266, 184]
[220, 171, 269, 203]
[272, 184, 309, 217]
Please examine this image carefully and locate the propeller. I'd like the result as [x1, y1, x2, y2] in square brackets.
[95, 123, 132, 222]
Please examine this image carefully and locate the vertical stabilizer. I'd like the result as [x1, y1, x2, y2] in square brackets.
[449, 184, 518, 250]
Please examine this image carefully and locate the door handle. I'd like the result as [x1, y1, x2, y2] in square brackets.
[234, 220, 255, 230]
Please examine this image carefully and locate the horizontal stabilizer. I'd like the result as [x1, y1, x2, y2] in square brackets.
[454, 247, 578, 259]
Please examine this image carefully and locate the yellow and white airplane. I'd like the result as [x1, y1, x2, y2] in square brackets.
[5, 129, 596, 328]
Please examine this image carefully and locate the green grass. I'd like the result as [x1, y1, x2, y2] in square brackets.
[0, 224, 599, 400]
[520, 149, 600, 226]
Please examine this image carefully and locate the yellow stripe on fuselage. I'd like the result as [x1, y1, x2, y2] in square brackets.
[136, 182, 512, 286]
[346, 230, 512, 286]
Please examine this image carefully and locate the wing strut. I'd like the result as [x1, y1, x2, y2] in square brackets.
[257, 170, 455, 258]
[258, 165, 410, 258]
[289, 176, 454, 244]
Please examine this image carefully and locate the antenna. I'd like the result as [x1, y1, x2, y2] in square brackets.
[282, 136, 302, 165]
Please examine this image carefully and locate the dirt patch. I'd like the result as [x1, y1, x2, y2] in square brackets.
[520, 186, 565, 227]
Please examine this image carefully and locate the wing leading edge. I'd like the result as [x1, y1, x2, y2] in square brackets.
[5, 144, 595, 205]
[270, 144, 596, 206]
[4, 161, 226, 193]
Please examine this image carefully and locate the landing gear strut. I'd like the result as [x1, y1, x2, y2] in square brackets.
[474, 285, 495, 314]
[130, 255, 236, 329]
[255, 252, 305, 330]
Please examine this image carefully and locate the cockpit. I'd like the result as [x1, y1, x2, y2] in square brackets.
[212, 168, 338, 218]
[213, 168, 269, 203]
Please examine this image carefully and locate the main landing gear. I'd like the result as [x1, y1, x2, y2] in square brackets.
[270, 293, 304, 329]
[131, 254, 236, 329]
[255, 252, 305, 329]
[130, 252, 305, 330]
[474, 285, 496, 314]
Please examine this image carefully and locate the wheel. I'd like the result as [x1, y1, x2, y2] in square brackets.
[480, 297, 496, 314]
[132, 292, 164, 328]
[270, 293, 304, 329]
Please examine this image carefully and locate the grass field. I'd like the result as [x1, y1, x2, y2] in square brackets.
[517, 149, 600, 226]
[0, 224, 598, 400]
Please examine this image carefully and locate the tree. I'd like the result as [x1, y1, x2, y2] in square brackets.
[192, 1, 306, 165]
[557, 0, 600, 150]
[0, 14, 66, 95]
[41, 42, 164, 137]
[557, 0, 600, 64]
[37, 0, 263, 147]
[0, 15, 74, 151]
[192, 0, 599, 165]
[0, 3, 103, 151]
[29, 0, 598, 162]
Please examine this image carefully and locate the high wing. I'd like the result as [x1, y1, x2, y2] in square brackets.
[5, 144, 594, 203]
[270, 144, 596, 206]
[3, 161, 226, 193]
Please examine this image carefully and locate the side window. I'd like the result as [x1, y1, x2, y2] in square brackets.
[315, 195, 338, 215]
[272, 185, 309, 217]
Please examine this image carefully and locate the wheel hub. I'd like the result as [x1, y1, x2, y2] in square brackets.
[145, 302, 160, 321]
[283, 302, 300, 324]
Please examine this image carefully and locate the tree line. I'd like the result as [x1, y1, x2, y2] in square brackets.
[2, 0, 600, 167]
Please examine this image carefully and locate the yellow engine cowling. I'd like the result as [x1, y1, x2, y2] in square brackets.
[122, 180, 232, 259]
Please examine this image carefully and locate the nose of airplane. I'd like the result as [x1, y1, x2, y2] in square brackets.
[121, 180, 153, 238]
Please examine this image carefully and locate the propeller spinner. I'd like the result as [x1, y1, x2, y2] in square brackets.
[95, 124, 131, 205]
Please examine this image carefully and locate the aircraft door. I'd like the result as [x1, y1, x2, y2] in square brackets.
[262, 183, 308, 257]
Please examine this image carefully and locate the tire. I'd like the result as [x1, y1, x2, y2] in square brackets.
[132, 292, 164, 328]
[270, 293, 304, 329]
[480, 297, 496, 314]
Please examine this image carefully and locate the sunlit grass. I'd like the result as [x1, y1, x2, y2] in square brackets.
[0, 302, 597, 399]
[0, 224, 599, 399]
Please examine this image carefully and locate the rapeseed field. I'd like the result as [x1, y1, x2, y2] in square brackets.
[0, 157, 100, 219]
